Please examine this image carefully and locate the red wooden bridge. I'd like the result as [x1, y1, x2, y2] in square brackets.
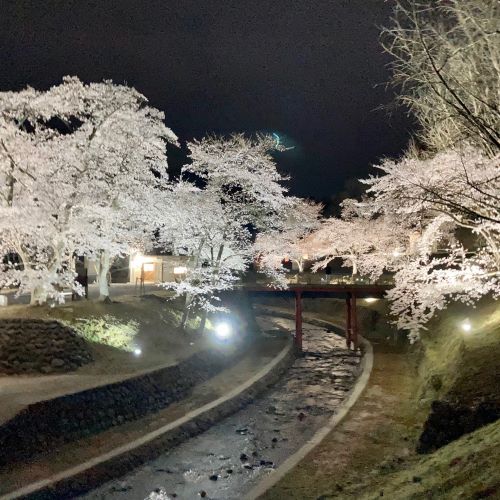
[244, 274, 391, 351]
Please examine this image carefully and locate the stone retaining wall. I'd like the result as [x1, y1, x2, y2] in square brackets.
[0, 319, 93, 375]
[0, 347, 241, 467]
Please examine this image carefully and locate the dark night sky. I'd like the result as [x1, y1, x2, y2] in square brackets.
[0, 0, 414, 201]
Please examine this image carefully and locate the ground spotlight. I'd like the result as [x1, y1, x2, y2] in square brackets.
[364, 297, 377, 303]
[214, 322, 232, 340]
[461, 319, 472, 333]
[133, 347, 142, 356]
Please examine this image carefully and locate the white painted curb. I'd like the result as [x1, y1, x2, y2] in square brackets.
[1, 340, 294, 500]
[245, 335, 374, 500]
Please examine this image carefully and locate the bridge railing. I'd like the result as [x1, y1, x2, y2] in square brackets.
[244, 272, 394, 287]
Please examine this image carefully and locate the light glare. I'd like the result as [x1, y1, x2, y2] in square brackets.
[461, 320, 472, 333]
[131, 253, 145, 269]
[133, 347, 142, 356]
[215, 322, 232, 339]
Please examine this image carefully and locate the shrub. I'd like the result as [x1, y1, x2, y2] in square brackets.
[71, 315, 139, 351]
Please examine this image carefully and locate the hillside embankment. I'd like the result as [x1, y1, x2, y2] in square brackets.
[257, 296, 500, 499]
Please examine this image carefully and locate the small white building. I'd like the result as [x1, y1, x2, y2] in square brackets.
[128, 254, 190, 284]
[85, 254, 190, 285]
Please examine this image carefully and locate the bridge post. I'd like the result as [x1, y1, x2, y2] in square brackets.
[295, 290, 303, 351]
[345, 293, 352, 349]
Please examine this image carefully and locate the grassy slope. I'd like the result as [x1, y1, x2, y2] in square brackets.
[359, 419, 500, 500]
[417, 299, 500, 407]
[0, 294, 202, 374]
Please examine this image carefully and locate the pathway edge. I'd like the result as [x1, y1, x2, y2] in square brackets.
[245, 334, 374, 500]
[2, 337, 294, 500]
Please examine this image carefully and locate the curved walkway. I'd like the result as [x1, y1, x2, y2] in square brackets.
[0, 328, 291, 499]
[84, 315, 366, 500]
[259, 342, 422, 499]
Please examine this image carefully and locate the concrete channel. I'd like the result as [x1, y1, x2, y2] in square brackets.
[83, 315, 368, 500]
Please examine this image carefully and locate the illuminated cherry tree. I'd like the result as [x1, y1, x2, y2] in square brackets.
[254, 198, 322, 285]
[159, 134, 292, 327]
[303, 199, 407, 279]
[361, 147, 500, 339]
[383, 0, 500, 155]
[0, 82, 84, 304]
[0, 77, 176, 304]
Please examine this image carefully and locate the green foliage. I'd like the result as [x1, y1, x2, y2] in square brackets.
[71, 315, 139, 351]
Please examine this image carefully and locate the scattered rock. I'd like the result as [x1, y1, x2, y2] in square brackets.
[209, 474, 218, 481]
[112, 482, 131, 492]
[51, 358, 65, 368]
[259, 459, 274, 467]
[430, 374, 442, 391]
[199, 491, 207, 498]
[240, 453, 248, 461]
[226, 469, 233, 474]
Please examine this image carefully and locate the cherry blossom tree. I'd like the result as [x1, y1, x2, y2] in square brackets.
[377, 1, 500, 338]
[304, 199, 408, 280]
[383, 0, 500, 154]
[158, 182, 253, 326]
[254, 198, 323, 284]
[360, 147, 499, 339]
[0, 83, 85, 304]
[0, 77, 176, 304]
[159, 134, 292, 329]
[51, 77, 176, 301]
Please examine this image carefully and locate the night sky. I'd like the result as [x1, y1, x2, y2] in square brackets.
[0, 0, 414, 201]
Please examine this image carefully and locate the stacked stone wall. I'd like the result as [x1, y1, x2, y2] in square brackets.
[0, 319, 93, 374]
[0, 347, 237, 465]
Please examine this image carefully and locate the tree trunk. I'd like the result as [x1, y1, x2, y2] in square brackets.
[180, 294, 192, 329]
[98, 250, 111, 302]
[180, 239, 206, 329]
[30, 285, 47, 306]
[196, 243, 224, 334]
[198, 309, 208, 334]
[351, 259, 358, 276]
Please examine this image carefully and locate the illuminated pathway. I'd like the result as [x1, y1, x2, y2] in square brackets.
[84, 316, 362, 500]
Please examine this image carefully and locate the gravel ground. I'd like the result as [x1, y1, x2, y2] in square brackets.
[83, 316, 362, 500]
